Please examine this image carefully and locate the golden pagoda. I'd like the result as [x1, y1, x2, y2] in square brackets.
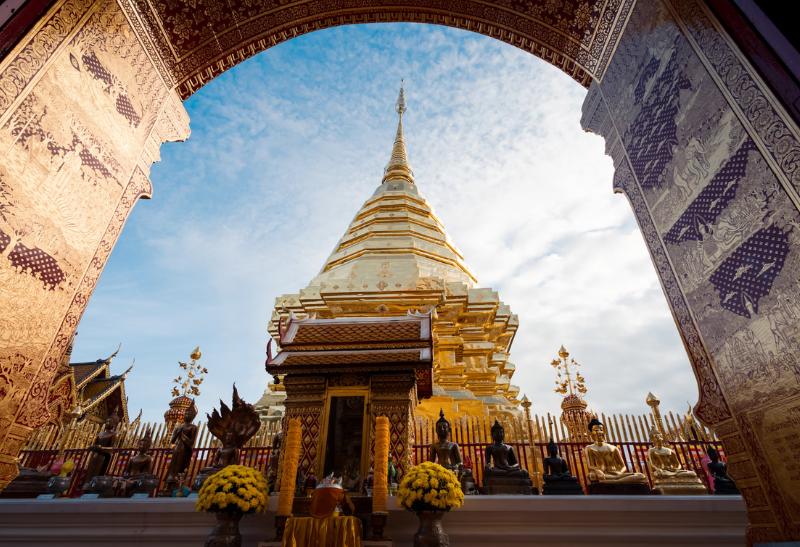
[269, 85, 520, 419]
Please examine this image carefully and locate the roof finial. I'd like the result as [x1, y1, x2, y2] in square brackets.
[383, 80, 414, 184]
[396, 79, 407, 116]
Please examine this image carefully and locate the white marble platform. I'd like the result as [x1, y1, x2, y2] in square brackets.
[0, 495, 747, 546]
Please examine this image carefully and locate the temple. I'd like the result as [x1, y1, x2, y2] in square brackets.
[52, 344, 131, 425]
[268, 86, 520, 419]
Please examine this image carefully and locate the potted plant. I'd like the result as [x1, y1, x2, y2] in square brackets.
[397, 462, 464, 547]
[196, 464, 268, 547]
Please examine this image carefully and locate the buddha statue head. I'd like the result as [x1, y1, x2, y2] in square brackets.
[104, 410, 121, 432]
[490, 419, 505, 444]
[650, 428, 666, 449]
[588, 418, 605, 444]
[137, 428, 153, 455]
[184, 400, 198, 424]
[435, 409, 452, 442]
[547, 438, 559, 459]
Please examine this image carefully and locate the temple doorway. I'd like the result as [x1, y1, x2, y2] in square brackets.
[323, 395, 367, 483]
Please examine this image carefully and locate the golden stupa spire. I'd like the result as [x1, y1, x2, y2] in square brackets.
[383, 81, 414, 184]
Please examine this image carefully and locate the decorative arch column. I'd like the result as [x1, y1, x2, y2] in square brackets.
[0, 0, 189, 486]
[581, 0, 800, 541]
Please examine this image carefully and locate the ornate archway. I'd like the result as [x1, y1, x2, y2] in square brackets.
[0, 0, 798, 541]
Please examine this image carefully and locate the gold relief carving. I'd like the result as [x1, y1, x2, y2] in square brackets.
[13, 168, 152, 430]
[0, 0, 188, 489]
[610, 161, 732, 425]
[328, 374, 368, 387]
[0, 0, 93, 120]
[740, 485, 768, 508]
[744, 399, 800, 523]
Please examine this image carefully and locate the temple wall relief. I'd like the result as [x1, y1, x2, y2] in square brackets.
[581, 0, 800, 540]
[0, 0, 189, 487]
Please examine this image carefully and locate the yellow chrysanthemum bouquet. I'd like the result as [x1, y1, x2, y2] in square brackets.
[397, 462, 464, 512]
[195, 464, 268, 514]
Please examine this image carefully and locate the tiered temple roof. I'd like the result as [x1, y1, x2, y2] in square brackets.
[68, 347, 130, 424]
[269, 86, 520, 418]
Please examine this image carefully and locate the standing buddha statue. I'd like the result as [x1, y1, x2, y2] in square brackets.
[647, 428, 707, 495]
[164, 401, 198, 494]
[584, 418, 649, 494]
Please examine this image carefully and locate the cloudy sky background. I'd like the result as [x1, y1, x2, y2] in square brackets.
[73, 24, 698, 422]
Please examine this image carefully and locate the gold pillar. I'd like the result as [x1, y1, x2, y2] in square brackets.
[373, 416, 390, 513]
[277, 418, 302, 517]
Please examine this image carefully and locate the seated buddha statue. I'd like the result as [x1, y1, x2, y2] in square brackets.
[585, 418, 649, 494]
[429, 410, 462, 473]
[542, 438, 583, 495]
[647, 429, 706, 495]
[123, 431, 159, 496]
[429, 410, 475, 493]
[707, 446, 739, 495]
[483, 419, 533, 495]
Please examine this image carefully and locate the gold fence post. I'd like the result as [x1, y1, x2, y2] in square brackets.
[520, 395, 541, 492]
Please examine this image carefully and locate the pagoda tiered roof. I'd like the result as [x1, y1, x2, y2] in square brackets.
[267, 313, 433, 398]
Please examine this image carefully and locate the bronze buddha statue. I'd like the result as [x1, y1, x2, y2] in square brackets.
[542, 438, 583, 495]
[428, 410, 476, 494]
[647, 429, 706, 495]
[123, 430, 159, 496]
[429, 409, 463, 473]
[164, 401, 198, 493]
[483, 419, 534, 495]
[707, 446, 739, 495]
[82, 412, 120, 496]
[585, 418, 649, 494]
[212, 430, 241, 468]
[266, 431, 283, 494]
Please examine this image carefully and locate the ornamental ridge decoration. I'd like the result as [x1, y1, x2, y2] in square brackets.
[123, 0, 638, 98]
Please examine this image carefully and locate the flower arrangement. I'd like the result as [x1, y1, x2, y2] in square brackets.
[196, 465, 268, 514]
[397, 462, 464, 512]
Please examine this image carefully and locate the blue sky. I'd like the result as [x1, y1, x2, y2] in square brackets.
[73, 23, 698, 421]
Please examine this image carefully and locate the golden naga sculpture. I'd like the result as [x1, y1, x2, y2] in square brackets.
[647, 428, 707, 495]
[585, 418, 649, 494]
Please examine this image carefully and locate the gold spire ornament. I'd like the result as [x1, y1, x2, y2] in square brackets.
[383, 81, 414, 184]
[552, 346, 591, 440]
[551, 345, 587, 396]
[171, 346, 208, 398]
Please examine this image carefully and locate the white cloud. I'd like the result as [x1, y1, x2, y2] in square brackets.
[73, 24, 697, 422]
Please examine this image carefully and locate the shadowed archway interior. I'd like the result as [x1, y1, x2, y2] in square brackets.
[0, 0, 799, 542]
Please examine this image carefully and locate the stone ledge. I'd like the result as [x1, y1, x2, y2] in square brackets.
[0, 495, 747, 547]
